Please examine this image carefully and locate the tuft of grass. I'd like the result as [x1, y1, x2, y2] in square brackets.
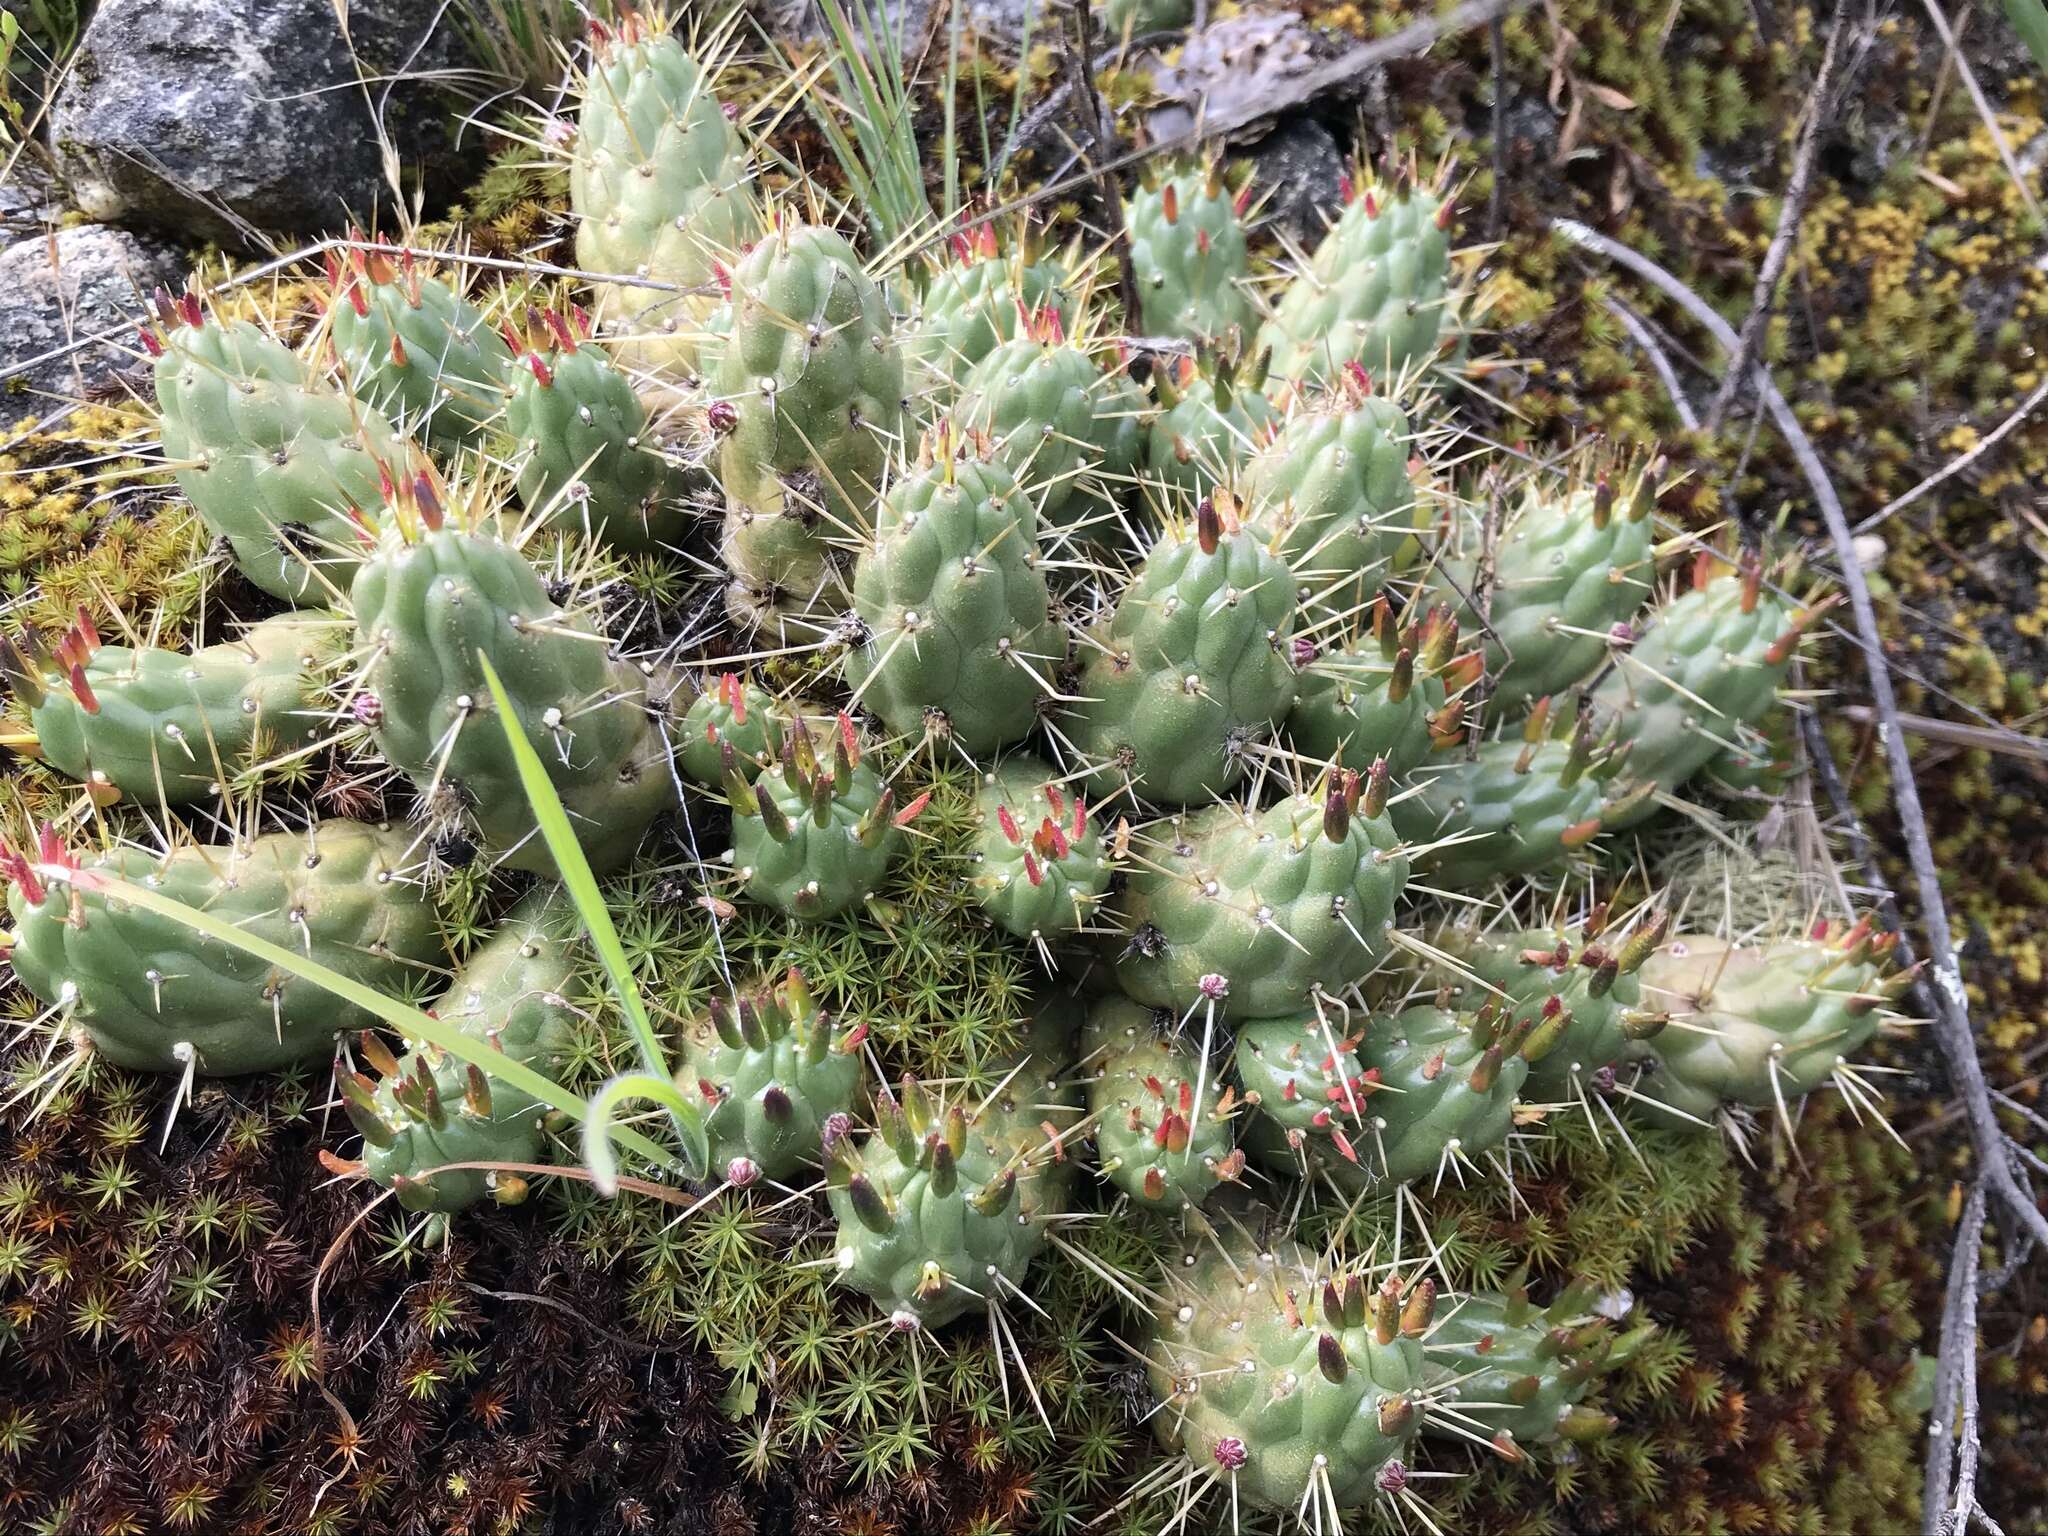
[451, 0, 618, 96]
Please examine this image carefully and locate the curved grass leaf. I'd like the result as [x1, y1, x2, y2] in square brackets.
[474, 651, 708, 1183]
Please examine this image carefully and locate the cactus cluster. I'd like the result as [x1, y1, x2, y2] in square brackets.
[0, 19, 1923, 1534]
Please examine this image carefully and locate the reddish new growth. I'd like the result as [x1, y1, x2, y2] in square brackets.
[947, 222, 1000, 265]
[993, 783, 1089, 886]
[588, 8, 657, 54]
[328, 230, 426, 315]
[0, 822, 76, 906]
[499, 307, 588, 389]
[1, 606, 107, 715]
[1016, 301, 1065, 346]
[703, 674, 750, 745]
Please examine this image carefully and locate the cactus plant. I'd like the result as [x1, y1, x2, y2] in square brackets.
[2, 608, 338, 807]
[1110, 768, 1409, 1020]
[900, 224, 1075, 404]
[148, 290, 402, 604]
[826, 1000, 1083, 1328]
[1143, 349, 1278, 507]
[677, 671, 822, 787]
[2, 820, 444, 1075]
[1124, 161, 1258, 345]
[1235, 1002, 1532, 1191]
[1081, 995, 1242, 1210]
[842, 428, 1064, 753]
[968, 758, 1113, 944]
[1391, 699, 1646, 888]
[347, 890, 581, 1213]
[569, 12, 760, 383]
[953, 310, 1148, 542]
[674, 968, 866, 1187]
[1423, 1276, 1637, 1455]
[1145, 1204, 1433, 1512]
[1624, 918, 1912, 1129]
[1587, 549, 1831, 825]
[1259, 163, 1457, 391]
[1441, 904, 1670, 1101]
[717, 220, 906, 635]
[348, 469, 678, 875]
[1286, 597, 1465, 780]
[726, 713, 924, 917]
[1426, 456, 1658, 714]
[1242, 367, 1426, 616]
[1063, 499, 1299, 806]
[502, 306, 702, 552]
[328, 243, 512, 453]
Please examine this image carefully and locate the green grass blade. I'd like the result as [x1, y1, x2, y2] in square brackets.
[474, 652, 708, 1181]
[2007, 0, 2048, 77]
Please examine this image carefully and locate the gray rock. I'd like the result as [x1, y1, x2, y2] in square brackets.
[1241, 116, 1347, 247]
[50, 0, 475, 244]
[768, 0, 1054, 54]
[0, 224, 188, 426]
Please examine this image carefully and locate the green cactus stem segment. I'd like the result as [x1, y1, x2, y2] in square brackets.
[569, 14, 761, 383]
[328, 242, 512, 452]
[1124, 162, 1259, 345]
[502, 306, 700, 553]
[2, 819, 444, 1075]
[3, 608, 338, 807]
[727, 712, 926, 917]
[349, 488, 678, 875]
[968, 759, 1113, 943]
[843, 432, 1065, 754]
[675, 967, 866, 1185]
[1623, 918, 1910, 1128]
[826, 999, 1083, 1329]
[148, 290, 402, 605]
[1110, 769, 1409, 1020]
[1081, 996, 1242, 1210]
[1423, 1276, 1638, 1455]
[1258, 165, 1457, 391]
[1064, 499, 1300, 807]
[1146, 1207, 1432, 1510]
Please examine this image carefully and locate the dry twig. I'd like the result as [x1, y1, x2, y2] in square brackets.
[1702, 0, 1854, 431]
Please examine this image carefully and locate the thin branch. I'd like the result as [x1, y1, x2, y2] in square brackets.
[1914, 0, 2042, 223]
[1604, 295, 1700, 432]
[1488, 14, 1507, 241]
[1839, 704, 2048, 765]
[1069, 0, 1141, 328]
[1856, 373, 2048, 534]
[1703, 0, 1851, 430]
[1924, 1181, 1984, 1535]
